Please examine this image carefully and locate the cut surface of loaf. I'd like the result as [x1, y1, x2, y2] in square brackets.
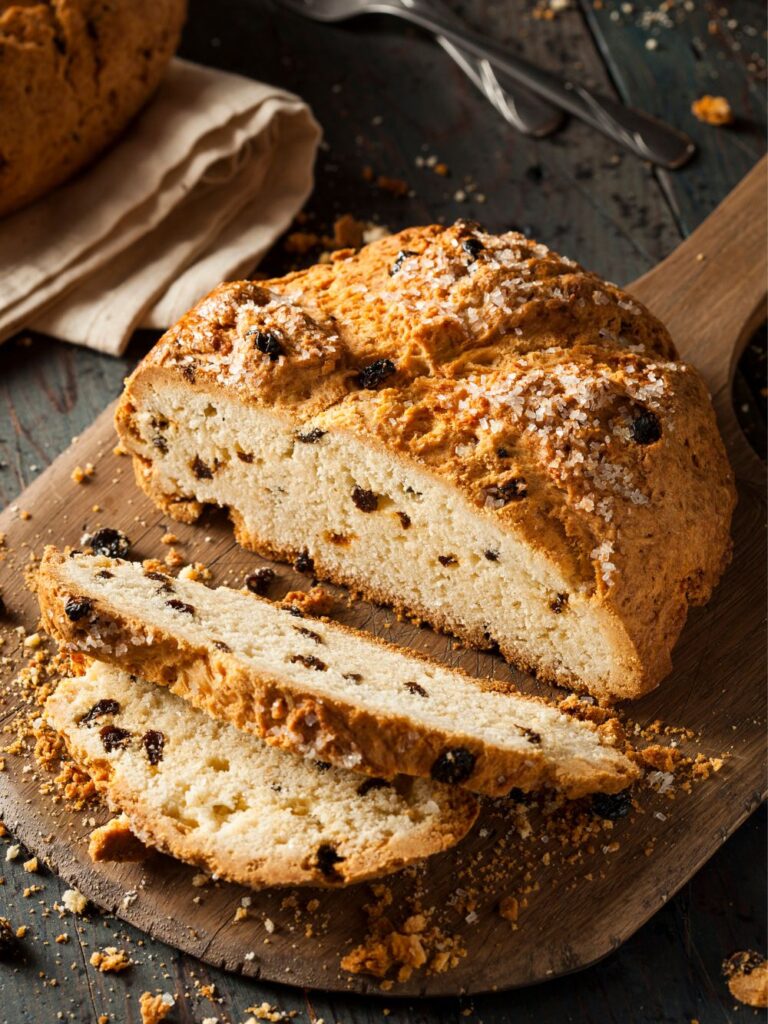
[45, 661, 478, 888]
[115, 222, 735, 701]
[37, 548, 638, 798]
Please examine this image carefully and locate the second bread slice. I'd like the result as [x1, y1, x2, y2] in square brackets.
[37, 547, 638, 798]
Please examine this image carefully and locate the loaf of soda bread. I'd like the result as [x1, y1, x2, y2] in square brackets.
[37, 547, 638, 798]
[45, 661, 478, 888]
[115, 221, 735, 700]
[0, 0, 185, 218]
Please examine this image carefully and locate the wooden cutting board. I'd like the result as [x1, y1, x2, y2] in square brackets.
[0, 160, 764, 998]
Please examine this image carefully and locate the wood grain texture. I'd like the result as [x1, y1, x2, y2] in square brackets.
[0, 0, 765, 1018]
[0, 807, 764, 1023]
[580, 0, 767, 233]
[631, 156, 767, 482]
[0, 165, 764, 999]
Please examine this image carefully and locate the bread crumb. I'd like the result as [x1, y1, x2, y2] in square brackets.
[62, 888, 87, 915]
[5, 845, 19, 861]
[88, 816, 148, 862]
[284, 231, 321, 255]
[340, 884, 465, 984]
[281, 586, 334, 617]
[376, 175, 409, 197]
[90, 946, 131, 973]
[723, 951, 768, 1008]
[160, 532, 179, 545]
[331, 214, 365, 250]
[142, 558, 167, 575]
[22, 856, 38, 873]
[639, 744, 682, 772]
[178, 562, 212, 583]
[139, 991, 175, 1024]
[691, 95, 734, 126]
[71, 464, 95, 484]
[234, 906, 249, 922]
[498, 896, 519, 922]
[55, 933, 69, 944]
[164, 547, 185, 568]
[245, 1002, 298, 1021]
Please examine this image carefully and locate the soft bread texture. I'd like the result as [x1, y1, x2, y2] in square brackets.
[115, 222, 735, 701]
[37, 548, 638, 798]
[45, 662, 477, 888]
[0, 0, 185, 216]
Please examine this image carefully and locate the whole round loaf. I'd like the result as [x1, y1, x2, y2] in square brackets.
[116, 220, 736, 701]
[0, 0, 186, 218]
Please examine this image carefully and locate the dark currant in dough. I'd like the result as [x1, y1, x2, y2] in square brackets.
[315, 843, 345, 879]
[79, 699, 120, 726]
[630, 409, 662, 445]
[351, 486, 378, 512]
[355, 358, 396, 390]
[253, 330, 284, 360]
[64, 596, 92, 621]
[431, 747, 476, 785]
[89, 528, 131, 559]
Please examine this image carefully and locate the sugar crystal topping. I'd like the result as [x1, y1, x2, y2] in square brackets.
[442, 351, 676, 586]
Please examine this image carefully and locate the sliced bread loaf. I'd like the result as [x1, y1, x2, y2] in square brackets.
[45, 661, 478, 888]
[113, 223, 734, 701]
[37, 547, 638, 798]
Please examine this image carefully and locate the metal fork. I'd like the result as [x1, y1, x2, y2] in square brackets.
[392, 0, 563, 137]
[278, 0, 696, 169]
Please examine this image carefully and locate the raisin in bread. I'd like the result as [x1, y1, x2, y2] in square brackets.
[37, 548, 638, 798]
[45, 661, 477, 888]
[114, 222, 735, 701]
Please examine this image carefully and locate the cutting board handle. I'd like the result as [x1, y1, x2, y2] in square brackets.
[629, 157, 767, 485]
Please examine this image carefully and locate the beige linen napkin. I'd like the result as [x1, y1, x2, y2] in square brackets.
[0, 59, 321, 355]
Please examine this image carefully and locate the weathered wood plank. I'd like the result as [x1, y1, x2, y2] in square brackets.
[580, 0, 767, 232]
[0, 807, 764, 1022]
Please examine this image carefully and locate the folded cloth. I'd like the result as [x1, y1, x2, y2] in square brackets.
[0, 59, 321, 355]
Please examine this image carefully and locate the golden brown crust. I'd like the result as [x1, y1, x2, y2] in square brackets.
[0, 0, 186, 217]
[36, 547, 639, 798]
[115, 221, 736, 700]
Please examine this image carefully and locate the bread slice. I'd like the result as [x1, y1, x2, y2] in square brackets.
[37, 547, 638, 798]
[114, 222, 735, 701]
[45, 661, 478, 888]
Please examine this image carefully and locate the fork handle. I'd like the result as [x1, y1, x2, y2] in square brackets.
[400, 0, 561, 136]
[436, 36, 563, 137]
[380, 2, 695, 168]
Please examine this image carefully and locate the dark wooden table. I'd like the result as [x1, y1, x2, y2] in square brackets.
[0, 0, 765, 1020]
